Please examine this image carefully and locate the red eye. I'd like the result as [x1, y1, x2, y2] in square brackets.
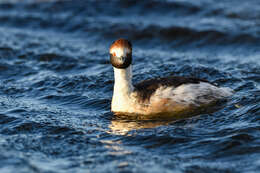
[113, 52, 116, 56]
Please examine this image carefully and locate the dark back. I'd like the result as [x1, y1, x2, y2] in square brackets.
[134, 76, 211, 102]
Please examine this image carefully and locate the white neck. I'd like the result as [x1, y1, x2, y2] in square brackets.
[111, 65, 134, 112]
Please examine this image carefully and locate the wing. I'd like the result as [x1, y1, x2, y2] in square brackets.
[133, 76, 212, 102]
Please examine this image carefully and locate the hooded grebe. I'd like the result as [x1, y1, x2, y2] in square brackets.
[110, 39, 233, 119]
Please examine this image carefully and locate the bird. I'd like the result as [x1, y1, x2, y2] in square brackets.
[109, 38, 233, 119]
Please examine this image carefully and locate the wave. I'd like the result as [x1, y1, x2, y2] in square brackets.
[0, 0, 259, 47]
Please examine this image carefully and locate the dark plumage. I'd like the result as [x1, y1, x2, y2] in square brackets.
[134, 76, 212, 102]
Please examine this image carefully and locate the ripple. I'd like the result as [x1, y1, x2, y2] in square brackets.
[0, 113, 18, 125]
[0, 0, 259, 172]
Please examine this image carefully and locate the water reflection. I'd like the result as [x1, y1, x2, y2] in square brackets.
[108, 104, 225, 135]
[109, 119, 173, 135]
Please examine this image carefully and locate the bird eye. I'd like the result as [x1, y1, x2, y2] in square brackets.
[113, 52, 116, 57]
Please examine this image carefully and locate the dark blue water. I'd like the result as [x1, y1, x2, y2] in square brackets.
[0, 0, 259, 172]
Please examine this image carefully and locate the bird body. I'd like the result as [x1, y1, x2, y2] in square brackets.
[109, 39, 232, 119]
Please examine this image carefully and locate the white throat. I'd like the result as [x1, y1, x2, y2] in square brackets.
[111, 65, 134, 112]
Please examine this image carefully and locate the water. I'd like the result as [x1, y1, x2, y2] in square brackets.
[0, 0, 259, 172]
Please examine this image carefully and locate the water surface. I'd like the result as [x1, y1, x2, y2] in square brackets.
[0, 0, 259, 172]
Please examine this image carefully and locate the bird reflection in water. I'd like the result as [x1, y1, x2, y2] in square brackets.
[108, 118, 173, 135]
[108, 100, 227, 135]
